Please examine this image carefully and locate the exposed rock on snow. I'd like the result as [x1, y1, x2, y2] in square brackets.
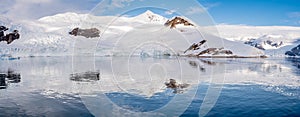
[184, 40, 207, 53]
[164, 17, 194, 28]
[69, 27, 100, 38]
[182, 38, 263, 58]
[285, 44, 300, 57]
[197, 47, 233, 56]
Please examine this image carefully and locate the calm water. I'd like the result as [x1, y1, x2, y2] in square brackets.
[0, 57, 299, 117]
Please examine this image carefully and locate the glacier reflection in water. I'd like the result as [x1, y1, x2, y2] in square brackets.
[0, 57, 299, 116]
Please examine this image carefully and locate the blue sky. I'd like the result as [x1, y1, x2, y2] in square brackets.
[1, 0, 300, 26]
[92, 0, 300, 26]
[199, 0, 300, 26]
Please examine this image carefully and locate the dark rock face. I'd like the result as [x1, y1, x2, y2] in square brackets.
[0, 26, 9, 37]
[285, 44, 300, 57]
[285, 51, 296, 56]
[0, 26, 20, 44]
[69, 27, 100, 38]
[164, 17, 194, 29]
[0, 75, 7, 89]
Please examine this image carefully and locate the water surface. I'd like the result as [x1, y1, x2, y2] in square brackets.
[0, 57, 299, 117]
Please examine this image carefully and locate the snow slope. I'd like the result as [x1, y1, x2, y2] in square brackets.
[0, 11, 264, 58]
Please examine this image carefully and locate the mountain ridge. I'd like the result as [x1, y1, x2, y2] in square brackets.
[0, 10, 275, 58]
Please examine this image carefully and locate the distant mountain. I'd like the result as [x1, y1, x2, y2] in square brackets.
[216, 24, 300, 57]
[244, 35, 284, 50]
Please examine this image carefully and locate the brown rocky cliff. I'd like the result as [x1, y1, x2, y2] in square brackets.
[164, 17, 194, 29]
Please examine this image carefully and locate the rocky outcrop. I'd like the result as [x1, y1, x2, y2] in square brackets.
[285, 44, 300, 57]
[184, 40, 207, 53]
[184, 40, 234, 57]
[69, 27, 100, 38]
[164, 17, 194, 29]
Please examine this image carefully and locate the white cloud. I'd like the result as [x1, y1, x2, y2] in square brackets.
[286, 12, 300, 25]
[186, 7, 206, 15]
[165, 10, 176, 15]
[213, 24, 300, 41]
[185, 2, 220, 15]
[111, 0, 134, 8]
[1, 0, 99, 20]
[288, 12, 300, 18]
[202, 2, 220, 10]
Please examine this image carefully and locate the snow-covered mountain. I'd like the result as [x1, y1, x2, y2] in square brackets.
[0, 10, 265, 58]
[244, 35, 284, 50]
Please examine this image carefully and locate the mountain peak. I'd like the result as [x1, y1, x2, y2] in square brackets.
[135, 10, 159, 18]
[133, 10, 167, 24]
[142, 10, 155, 15]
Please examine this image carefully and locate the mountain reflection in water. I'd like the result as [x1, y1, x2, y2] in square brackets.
[0, 69, 21, 89]
[70, 71, 100, 82]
